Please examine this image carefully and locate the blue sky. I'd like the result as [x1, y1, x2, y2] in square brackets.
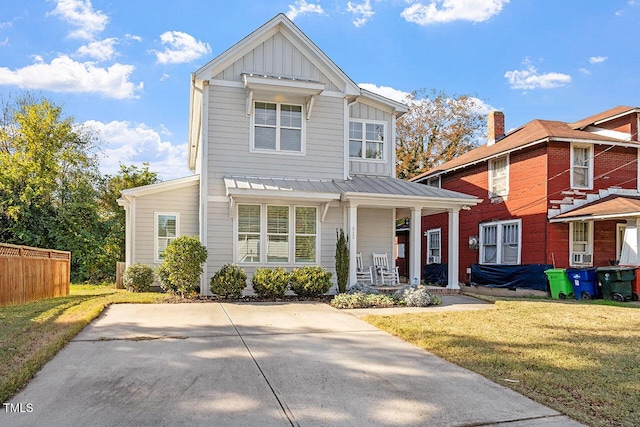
[1, 0, 639, 180]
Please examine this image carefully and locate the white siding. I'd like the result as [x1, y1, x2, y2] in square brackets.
[349, 102, 394, 177]
[357, 208, 394, 267]
[206, 84, 345, 193]
[132, 182, 199, 266]
[213, 32, 342, 92]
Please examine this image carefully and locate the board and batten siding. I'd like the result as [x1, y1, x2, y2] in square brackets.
[213, 31, 342, 92]
[132, 182, 199, 266]
[349, 102, 394, 177]
[206, 84, 345, 194]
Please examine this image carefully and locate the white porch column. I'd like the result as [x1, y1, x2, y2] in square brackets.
[620, 218, 640, 265]
[348, 204, 358, 285]
[409, 207, 422, 284]
[447, 208, 460, 289]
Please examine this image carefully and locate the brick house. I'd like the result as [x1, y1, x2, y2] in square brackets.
[411, 106, 640, 285]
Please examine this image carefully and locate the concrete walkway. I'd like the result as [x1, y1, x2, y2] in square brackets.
[1, 298, 585, 427]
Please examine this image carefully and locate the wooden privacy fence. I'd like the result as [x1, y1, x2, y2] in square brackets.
[0, 243, 71, 307]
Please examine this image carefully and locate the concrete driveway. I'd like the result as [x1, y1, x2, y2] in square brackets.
[1, 297, 584, 426]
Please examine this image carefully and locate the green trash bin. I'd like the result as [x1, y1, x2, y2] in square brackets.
[596, 266, 636, 302]
[545, 268, 574, 299]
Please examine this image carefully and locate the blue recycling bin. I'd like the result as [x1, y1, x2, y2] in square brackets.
[565, 268, 599, 300]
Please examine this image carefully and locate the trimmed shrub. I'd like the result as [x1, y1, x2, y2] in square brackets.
[123, 263, 154, 293]
[160, 236, 208, 297]
[156, 263, 177, 293]
[252, 267, 290, 299]
[289, 266, 332, 297]
[210, 264, 247, 298]
[331, 292, 397, 309]
[335, 228, 349, 293]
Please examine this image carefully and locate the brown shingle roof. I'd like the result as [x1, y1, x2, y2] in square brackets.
[551, 195, 640, 221]
[410, 118, 631, 182]
[569, 105, 638, 130]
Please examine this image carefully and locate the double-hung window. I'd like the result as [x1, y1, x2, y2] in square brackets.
[479, 219, 521, 265]
[155, 213, 179, 262]
[570, 221, 593, 266]
[237, 204, 317, 264]
[426, 228, 441, 264]
[349, 120, 385, 160]
[253, 102, 303, 153]
[489, 155, 509, 198]
[571, 143, 593, 189]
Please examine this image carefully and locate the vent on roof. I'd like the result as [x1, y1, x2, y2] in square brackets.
[487, 111, 505, 146]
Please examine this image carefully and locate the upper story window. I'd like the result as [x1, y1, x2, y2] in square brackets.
[571, 143, 593, 189]
[425, 176, 441, 188]
[479, 219, 521, 265]
[349, 120, 385, 160]
[155, 212, 179, 262]
[253, 101, 303, 153]
[489, 155, 509, 198]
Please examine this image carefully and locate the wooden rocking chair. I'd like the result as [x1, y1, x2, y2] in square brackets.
[355, 253, 374, 284]
[372, 252, 400, 286]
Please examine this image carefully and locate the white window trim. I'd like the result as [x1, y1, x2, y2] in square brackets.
[426, 228, 441, 264]
[348, 118, 386, 162]
[250, 101, 306, 155]
[570, 143, 594, 190]
[616, 223, 626, 261]
[154, 212, 180, 263]
[569, 221, 594, 267]
[488, 155, 509, 198]
[426, 175, 441, 188]
[234, 203, 319, 265]
[479, 219, 522, 265]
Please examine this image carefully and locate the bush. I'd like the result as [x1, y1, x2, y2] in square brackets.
[335, 228, 349, 293]
[331, 292, 397, 309]
[156, 263, 177, 293]
[252, 267, 290, 298]
[210, 264, 247, 298]
[394, 284, 439, 307]
[160, 236, 208, 297]
[289, 266, 332, 297]
[346, 281, 380, 295]
[122, 263, 154, 293]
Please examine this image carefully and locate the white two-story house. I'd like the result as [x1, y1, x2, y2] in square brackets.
[118, 14, 480, 294]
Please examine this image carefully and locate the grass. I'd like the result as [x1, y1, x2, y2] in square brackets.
[0, 284, 172, 403]
[363, 299, 640, 427]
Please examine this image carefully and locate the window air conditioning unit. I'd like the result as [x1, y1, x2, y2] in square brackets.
[572, 253, 592, 264]
[428, 256, 440, 264]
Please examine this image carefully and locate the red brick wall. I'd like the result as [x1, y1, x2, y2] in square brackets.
[421, 140, 640, 281]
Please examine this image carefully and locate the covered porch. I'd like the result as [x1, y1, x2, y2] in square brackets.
[223, 175, 480, 290]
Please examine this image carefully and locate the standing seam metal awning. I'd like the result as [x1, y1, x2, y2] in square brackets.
[549, 195, 640, 223]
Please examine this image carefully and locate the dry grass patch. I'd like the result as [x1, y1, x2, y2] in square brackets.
[0, 284, 172, 403]
[364, 300, 640, 427]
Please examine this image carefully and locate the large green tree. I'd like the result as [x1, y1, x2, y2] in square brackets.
[0, 93, 103, 281]
[396, 89, 487, 180]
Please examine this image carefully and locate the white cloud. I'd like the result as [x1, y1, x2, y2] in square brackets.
[401, 0, 509, 25]
[47, 0, 109, 40]
[588, 56, 607, 64]
[0, 21, 12, 29]
[86, 120, 190, 180]
[347, 0, 375, 27]
[504, 60, 571, 90]
[160, 73, 170, 81]
[152, 31, 211, 65]
[286, 0, 325, 20]
[0, 55, 143, 99]
[76, 38, 118, 61]
[359, 83, 412, 104]
[125, 33, 142, 42]
[0, 37, 8, 47]
[579, 67, 591, 75]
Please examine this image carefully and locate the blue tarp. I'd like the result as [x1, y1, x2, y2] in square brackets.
[470, 264, 553, 291]
[423, 263, 447, 286]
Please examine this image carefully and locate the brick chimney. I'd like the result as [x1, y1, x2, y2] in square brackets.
[487, 111, 505, 145]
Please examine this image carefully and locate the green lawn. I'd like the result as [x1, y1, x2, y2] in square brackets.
[0, 284, 172, 403]
[363, 299, 640, 427]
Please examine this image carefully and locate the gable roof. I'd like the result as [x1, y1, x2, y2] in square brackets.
[411, 109, 640, 182]
[569, 105, 639, 130]
[550, 194, 640, 222]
